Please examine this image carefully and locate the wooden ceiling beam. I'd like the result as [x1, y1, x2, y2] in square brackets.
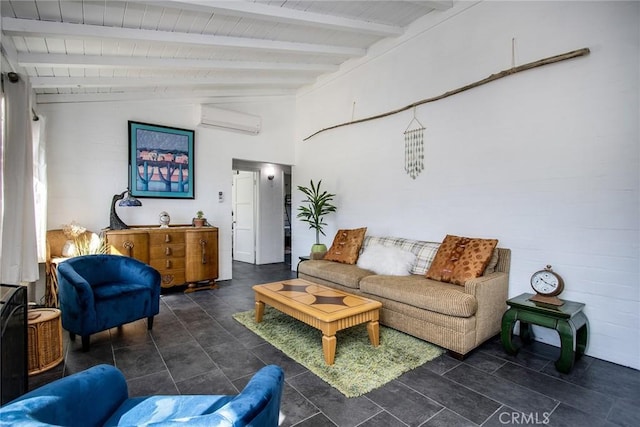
[30, 75, 315, 89]
[36, 88, 297, 104]
[2, 17, 365, 57]
[17, 52, 338, 73]
[407, 1, 454, 11]
[139, 0, 404, 37]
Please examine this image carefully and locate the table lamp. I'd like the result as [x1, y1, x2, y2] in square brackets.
[109, 188, 142, 230]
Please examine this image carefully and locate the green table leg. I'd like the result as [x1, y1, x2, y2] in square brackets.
[501, 308, 520, 355]
[555, 319, 577, 373]
[520, 322, 533, 344]
[575, 312, 589, 360]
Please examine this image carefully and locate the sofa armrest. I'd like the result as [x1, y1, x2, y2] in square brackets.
[57, 261, 97, 324]
[0, 364, 128, 427]
[117, 257, 162, 314]
[143, 365, 285, 427]
[464, 272, 509, 346]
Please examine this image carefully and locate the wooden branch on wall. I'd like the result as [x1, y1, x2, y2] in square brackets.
[303, 47, 590, 141]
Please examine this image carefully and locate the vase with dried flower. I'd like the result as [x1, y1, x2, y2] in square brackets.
[61, 221, 106, 256]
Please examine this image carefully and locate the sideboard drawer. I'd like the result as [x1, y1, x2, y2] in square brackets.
[150, 257, 186, 271]
[149, 232, 185, 245]
[149, 244, 186, 259]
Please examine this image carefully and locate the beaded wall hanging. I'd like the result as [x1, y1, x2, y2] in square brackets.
[403, 109, 425, 179]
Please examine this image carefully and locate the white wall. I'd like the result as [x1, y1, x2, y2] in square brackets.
[42, 97, 296, 280]
[293, 1, 639, 368]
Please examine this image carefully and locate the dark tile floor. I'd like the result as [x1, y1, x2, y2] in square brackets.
[30, 261, 639, 427]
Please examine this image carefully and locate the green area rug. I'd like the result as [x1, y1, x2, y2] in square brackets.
[233, 307, 444, 397]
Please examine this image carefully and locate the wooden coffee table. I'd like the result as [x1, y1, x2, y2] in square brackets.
[253, 279, 382, 365]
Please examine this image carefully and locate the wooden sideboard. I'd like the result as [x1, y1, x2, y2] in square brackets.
[104, 226, 218, 291]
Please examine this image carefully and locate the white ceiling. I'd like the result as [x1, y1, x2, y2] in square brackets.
[0, 0, 452, 104]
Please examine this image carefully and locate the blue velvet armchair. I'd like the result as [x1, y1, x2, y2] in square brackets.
[0, 364, 285, 426]
[57, 254, 161, 351]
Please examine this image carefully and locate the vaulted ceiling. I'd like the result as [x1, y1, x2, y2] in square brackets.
[1, 1, 453, 104]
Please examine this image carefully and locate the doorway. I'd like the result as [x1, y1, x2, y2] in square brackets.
[231, 160, 291, 266]
[232, 170, 256, 264]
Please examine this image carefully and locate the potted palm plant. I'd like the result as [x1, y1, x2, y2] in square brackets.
[297, 179, 337, 258]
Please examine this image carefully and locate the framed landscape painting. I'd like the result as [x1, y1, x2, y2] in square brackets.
[128, 121, 194, 199]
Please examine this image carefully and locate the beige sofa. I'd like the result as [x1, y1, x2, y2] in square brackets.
[298, 236, 511, 358]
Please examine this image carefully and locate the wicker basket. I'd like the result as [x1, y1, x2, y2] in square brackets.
[28, 308, 64, 375]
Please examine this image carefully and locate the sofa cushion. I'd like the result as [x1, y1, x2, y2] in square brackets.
[357, 245, 416, 276]
[298, 260, 372, 289]
[363, 236, 440, 275]
[360, 275, 477, 318]
[324, 227, 367, 264]
[426, 235, 498, 285]
[483, 249, 500, 275]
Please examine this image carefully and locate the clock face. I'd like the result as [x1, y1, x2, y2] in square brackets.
[531, 270, 561, 295]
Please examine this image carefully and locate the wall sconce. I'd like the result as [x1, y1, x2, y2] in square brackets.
[109, 188, 142, 230]
[265, 166, 275, 181]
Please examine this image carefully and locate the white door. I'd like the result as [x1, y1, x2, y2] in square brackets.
[232, 171, 256, 263]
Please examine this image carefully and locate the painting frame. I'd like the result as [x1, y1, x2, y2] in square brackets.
[128, 121, 195, 199]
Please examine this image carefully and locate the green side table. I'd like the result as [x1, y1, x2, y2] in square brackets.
[501, 293, 589, 373]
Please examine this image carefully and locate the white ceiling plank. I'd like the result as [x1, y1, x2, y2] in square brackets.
[23, 35, 47, 53]
[7, 0, 37, 19]
[52, 67, 68, 78]
[17, 52, 338, 72]
[58, 0, 83, 24]
[34, 66, 54, 76]
[139, 3, 164, 30]
[82, 1, 107, 26]
[35, 0, 63, 21]
[64, 38, 84, 55]
[30, 75, 315, 88]
[2, 17, 365, 57]
[103, 1, 127, 27]
[43, 37, 66, 54]
[83, 39, 102, 56]
[121, 2, 146, 28]
[172, 10, 199, 33]
[139, 0, 404, 37]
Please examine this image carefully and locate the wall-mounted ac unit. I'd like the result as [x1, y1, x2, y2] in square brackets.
[200, 105, 261, 135]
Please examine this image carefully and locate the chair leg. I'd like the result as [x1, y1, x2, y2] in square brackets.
[81, 336, 90, 352]
[147, 316, 154, 330]
[69, 332, 76, 341]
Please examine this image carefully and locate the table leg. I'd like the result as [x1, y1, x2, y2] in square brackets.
[255, 300, 265, 323]
[45, 263, 60, 308]
[367, 320, 380, 347]
[575, 313, 589, 360]
[501, 308, 520, 355]
[520, 322, 533, 344]
[322, 334, 337, 365]
[555, 319, 577, 374]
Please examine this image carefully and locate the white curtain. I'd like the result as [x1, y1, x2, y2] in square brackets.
[33, 116, 47, 263]
[0, 73, 39, 284]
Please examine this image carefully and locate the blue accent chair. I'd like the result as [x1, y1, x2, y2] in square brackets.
[0, 364, 285, 426]
[57, 254, 161, 351]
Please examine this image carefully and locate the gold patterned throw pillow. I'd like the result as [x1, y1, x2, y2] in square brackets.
[323, 227, 367, 264]
[426, 235, 498, 285]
